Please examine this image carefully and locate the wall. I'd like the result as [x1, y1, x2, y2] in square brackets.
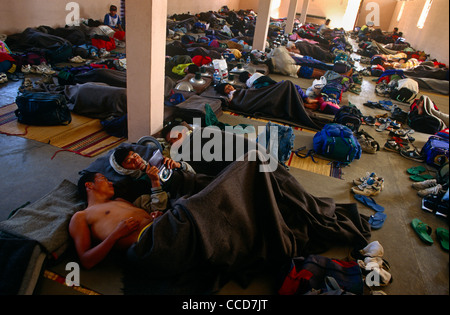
[388, 0, 449, 65]
[166, 0, 240, 16]
[355, 0, 397, 31]
[0, 0, 114, 35]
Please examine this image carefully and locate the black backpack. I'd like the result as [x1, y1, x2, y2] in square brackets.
[333, 104, 363, 132]
[15, 92, 72, 126]
[408, 97, 444, 134]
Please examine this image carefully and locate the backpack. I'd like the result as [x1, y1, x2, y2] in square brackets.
[313, 123, 361, 163]
[333, 104, 363, 132]
[420, 133, 449, 168]
[408, 96, 445, 134]
[15, 92, 72, 126]
[257, 121, 295, 169]
[321, 82, 343, 104]
[390, 78, 418, 103]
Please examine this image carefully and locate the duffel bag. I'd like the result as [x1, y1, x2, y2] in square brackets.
[15, 92, 72, 126]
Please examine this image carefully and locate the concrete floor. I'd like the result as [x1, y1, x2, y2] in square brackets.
[0, 52, 448, 295]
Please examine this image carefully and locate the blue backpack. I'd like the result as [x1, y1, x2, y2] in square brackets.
[313, 123, 361, 164]
[257, 121, 295, 169]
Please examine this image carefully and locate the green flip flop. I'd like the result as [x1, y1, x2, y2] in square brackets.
[409, 174, 435, 182]
[407, 166, 427, 175]
[411, 218, 433, 245]
[436, 228, 449, 252]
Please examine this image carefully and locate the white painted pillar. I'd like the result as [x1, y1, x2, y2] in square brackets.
[126, 0, 167, 142]
[252, 0, 273, 52]
[285, 0, 298, 34]
[299, 0, 310, 25]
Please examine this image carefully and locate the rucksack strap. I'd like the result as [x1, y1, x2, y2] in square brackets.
[294, 146, 318, 163]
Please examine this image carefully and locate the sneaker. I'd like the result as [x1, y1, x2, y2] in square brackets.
[353, 172, 384, 190]
[21, 64, 31, 73]
[412, 179, 437, 190]
[0, 72, 7, 84]
[417, 184, 443, 197]
[400, 149, 426, 162]
[69, 55, 86, 63]
[352, 182, 382, 196]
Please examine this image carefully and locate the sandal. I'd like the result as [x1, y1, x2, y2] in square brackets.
[436, 228, 449, 252]
[407, 165, 427, 175]
[369, 212, 387, 229]
[400, 149, 426, 162]
[409, 174, 435, 182]
[411, 218, 433, 245]
[354, 194, 385, 212]
[349, 83, 361, 95]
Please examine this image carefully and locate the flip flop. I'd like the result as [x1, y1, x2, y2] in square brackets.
[407, 166, 427, 175]
[436, 228, 449, 252]
[411, 218, 433, 245]
[369, 212, 387, 229]
[409, 174, 435, 182]
[354, 194, 385, 212]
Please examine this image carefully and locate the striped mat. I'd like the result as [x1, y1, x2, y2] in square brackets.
[0, 103, 126, 158]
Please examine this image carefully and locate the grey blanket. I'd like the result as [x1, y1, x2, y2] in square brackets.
[123, 153, 371, 294]
[227, 80, 324, 130]
[65, 82, 127, 120]
[0, 180, 84, 257]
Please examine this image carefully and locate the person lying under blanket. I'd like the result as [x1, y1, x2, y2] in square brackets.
[214, 71, 318, 107]
[71, 150, 371, 297]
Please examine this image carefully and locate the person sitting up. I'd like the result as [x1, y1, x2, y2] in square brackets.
[104, 5, 123, 31]
[104, 5, 125, 41]
[69, 172, 163, 269]
[318, 19, 331, 34]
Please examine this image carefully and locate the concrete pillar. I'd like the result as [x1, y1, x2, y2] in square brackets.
[285, 0, 298, 35]
[125, 0, 167, 142]
[252, 0, 273, 52]
[299, 0, 310, 25]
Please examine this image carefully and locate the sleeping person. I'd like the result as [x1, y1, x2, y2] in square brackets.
[214, 72, 318, 107]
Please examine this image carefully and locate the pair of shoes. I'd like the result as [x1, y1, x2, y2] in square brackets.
[383, 137, 410, 152]
[30, 63, 55, 75]
[363, 116, 376, 125]
[35, 74, 54, 85]
[69, 55, 86, 63]
[356, 133, 379, 154]
[412, 179, 444, 197]
[411, 219, 448, 251]
[399, 149, 426, 162]
[389, 128, 415, 142]
[352, 180, 382, 196]
[422, 194, 448, 218]
[0, 72, 7, 84]
[353, 172, 385, 189]
[21, 64, 31, 73]
[356, 241, 393, 287]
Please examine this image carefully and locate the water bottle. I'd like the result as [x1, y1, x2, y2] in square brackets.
[213, 69, 221, 84]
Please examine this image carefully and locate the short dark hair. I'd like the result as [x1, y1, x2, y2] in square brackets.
[113, 146, 132, 166]
[161, 120, 183, 139]
[110, 5, 117, 11]
[77, 171, 97, 201]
